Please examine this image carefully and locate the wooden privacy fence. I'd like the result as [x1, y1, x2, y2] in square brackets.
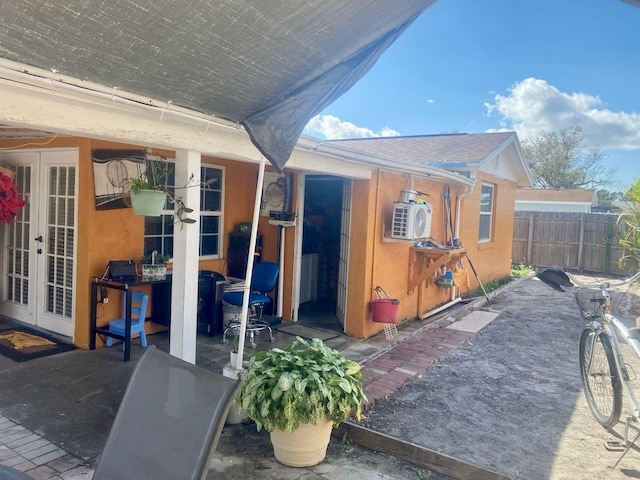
[512, 211, 627, 275]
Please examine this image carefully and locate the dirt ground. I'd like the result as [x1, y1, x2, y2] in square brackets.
[354, 273, 640, 480]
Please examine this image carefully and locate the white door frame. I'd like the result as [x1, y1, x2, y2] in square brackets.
[291, 174, 351, 330]
[291, 174, 306, 322]
[336, 179, 352, 327]
[0, 148, 78, 338]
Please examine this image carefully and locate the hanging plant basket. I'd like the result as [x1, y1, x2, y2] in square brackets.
[0, 167, 25, 224]
[130, 189, 167, 217]
[370, 286, 399, 324]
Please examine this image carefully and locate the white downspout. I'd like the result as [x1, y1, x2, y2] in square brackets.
[455, 178, 476, 239]
[449, 179, 475, 303]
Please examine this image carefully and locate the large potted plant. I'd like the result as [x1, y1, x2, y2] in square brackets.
[237, 337, 367, 467]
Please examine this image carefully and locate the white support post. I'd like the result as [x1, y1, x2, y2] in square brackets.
[277, 225, 285, 317]
[170, 149, 201, 364]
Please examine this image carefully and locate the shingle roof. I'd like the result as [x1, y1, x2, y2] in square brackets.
[329, 132, 515, 166]
[515, 188, 596, 204]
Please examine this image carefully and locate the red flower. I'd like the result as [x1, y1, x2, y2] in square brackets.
[0, 172, 26, 224]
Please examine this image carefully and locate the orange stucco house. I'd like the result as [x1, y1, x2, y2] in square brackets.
[0, 3, 534, 362]
[0, 119, 532, 351]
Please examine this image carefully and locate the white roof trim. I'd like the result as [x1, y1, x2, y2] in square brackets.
[0, 65, 469, 184]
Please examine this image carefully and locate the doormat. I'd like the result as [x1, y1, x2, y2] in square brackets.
[276, 323, 339, 342]
[0, 328, 76, 362]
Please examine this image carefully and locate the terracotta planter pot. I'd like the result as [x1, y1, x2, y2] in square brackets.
[130, 189, 167, 217]
[270, 418, 333, 467]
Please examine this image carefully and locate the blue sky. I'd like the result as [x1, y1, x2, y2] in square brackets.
[304, 0, 640, 191]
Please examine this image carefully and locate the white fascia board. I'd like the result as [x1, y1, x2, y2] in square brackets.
[0, 64, 457, 182]
[477, 134, 534, 187]
[0, 66, 263, 162]
[287, 143, 371, 178]
[0, 63, 471, 185]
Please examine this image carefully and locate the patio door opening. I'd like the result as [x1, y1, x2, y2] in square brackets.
[297, 175, 351, 332]
[0, 149, 78, 339]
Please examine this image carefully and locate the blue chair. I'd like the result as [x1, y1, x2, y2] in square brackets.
[222, 261, 278, 348]
[106, 290, 149, 348]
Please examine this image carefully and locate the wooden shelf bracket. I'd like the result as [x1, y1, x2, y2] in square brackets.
[407, 247, 467, 294]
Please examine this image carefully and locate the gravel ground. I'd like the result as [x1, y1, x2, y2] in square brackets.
[354, 273, 640, 480]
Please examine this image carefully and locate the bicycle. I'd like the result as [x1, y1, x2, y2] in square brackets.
[538, 267, 640, 466]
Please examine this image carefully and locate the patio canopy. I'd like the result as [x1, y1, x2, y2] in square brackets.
[0, 0, 436, 171]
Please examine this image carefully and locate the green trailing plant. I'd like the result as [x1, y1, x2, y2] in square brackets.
[237, 336, 367, 433]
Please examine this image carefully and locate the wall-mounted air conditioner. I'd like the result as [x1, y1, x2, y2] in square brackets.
[391, 203, 432, 240]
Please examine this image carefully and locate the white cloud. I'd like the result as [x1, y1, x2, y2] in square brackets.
[485, 78, 640, 150]
[304, 114, 400, 140]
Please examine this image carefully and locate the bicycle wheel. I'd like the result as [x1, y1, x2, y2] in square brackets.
[579, 328, 622, 428]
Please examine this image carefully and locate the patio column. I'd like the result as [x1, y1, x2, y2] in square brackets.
[170, 149, 201, 364]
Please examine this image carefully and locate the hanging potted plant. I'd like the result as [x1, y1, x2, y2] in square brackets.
[126, 150, 197, 227]
[0, 168, 26, 225]
[127, 153, 171, 217]
[237, 337, 367, 467]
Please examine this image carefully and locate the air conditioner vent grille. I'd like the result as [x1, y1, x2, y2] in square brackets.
[391, 203, 432, 240]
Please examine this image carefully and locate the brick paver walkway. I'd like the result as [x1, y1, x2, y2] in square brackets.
[0, 415, 92, 479]
[359, 319, 475, 406]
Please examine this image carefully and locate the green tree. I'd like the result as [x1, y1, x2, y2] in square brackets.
[522, 125, 615, 189]
[597, 189, 627, 202]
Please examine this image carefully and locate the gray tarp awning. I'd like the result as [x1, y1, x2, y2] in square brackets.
[0, 0, 436, 171]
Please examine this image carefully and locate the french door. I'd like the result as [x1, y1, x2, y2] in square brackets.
[0, 148, 78, 338]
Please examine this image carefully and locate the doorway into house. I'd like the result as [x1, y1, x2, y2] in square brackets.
[298, 175, 350, 333]
[0, 149, 78, 338]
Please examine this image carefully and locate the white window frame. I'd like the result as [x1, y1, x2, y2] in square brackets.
[143, 162, 225, 259]
[198, 163, 225, 259]
[478, 182, 494, 243]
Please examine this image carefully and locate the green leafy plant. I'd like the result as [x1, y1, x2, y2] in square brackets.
[618, 178, 640, 271]
[237, 337, 367, 433]
[128, 154, 171, 193]
[475, 276, 512, 296]
[511, 262, 534, 278]
[141, 253, 171, 265]
[126, 149, 198, 227]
